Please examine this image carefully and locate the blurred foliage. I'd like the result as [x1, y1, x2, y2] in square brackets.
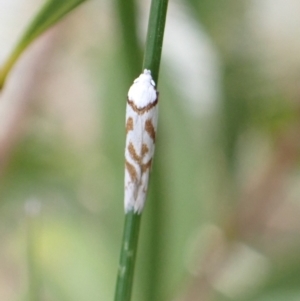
[0, 0, 89, 88]
[0, 0, 300, 301]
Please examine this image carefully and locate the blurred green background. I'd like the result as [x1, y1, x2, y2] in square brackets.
[1, 0, 300, 300]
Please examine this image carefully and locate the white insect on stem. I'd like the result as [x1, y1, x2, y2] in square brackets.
[124, 69, 158, 214]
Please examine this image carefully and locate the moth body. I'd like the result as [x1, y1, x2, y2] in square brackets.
[124, 69, 158, 213]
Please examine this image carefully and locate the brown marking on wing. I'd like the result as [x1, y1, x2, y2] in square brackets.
[145, 119, 156, 143]
[126, 117, 134, 133]
[127, 139, 152, 176]
[141, 144, 149, 156]
[141, 159, 152, 173]
[127, 96, 158, 115]
[128, 142, 141, 164]
[125, 160, 138, 182]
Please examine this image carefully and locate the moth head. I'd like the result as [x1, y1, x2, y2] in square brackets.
[133, 69, 156, 87]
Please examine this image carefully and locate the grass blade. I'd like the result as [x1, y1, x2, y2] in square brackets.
[114, 212, 141, 301]
[114, 0, 169, 300]
[0, 0, 88, 89]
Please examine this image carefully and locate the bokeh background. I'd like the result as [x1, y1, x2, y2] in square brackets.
[1, 0, 300, 300]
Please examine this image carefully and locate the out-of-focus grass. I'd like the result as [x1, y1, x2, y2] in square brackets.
[0, 0, 89, 89]
[1, 0, 300, 301]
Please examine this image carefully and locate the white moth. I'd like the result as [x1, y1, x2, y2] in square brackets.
[124, 69, 158, 214]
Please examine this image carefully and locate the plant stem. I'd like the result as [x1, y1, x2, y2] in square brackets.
[114, 212, 141, 301]
[114, 0, 169, 300]
[143, 0, 169, 83]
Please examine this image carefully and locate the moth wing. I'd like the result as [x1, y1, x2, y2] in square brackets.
[134, 101, 158, 213]
[124, 102, 143, 212]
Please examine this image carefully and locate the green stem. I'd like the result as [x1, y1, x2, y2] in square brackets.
[114, 0, 169, 300]
[143, 0, 169, 82]
[114, 212, 141, 301]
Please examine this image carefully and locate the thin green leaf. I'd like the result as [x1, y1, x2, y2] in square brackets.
[0, 0, 88, 89]
[114, 0, 169, 300]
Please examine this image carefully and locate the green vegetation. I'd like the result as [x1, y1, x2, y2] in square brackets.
[0, 0, 300, 301]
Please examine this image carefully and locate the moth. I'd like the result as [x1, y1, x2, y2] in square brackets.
[124, 69, 158, 214]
